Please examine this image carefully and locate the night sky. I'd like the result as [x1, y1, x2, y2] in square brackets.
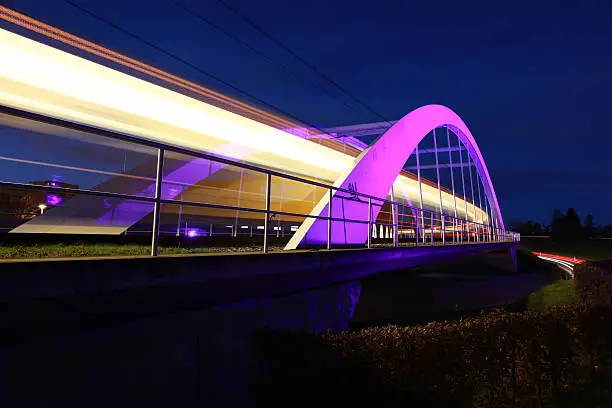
[3, 0, 612, 226]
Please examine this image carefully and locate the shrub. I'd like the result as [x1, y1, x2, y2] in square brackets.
[253, 268, 612, 408]
[573, 263, 603, 291]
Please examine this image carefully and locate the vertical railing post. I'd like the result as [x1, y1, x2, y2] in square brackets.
[432, 128, 445, 246]
[442, 215, 446, 245]
[447, 127, 458, 244]
[469, 221, 473, 244]
[458, 138, 469, 243]
[151, 148, 165, 257]
[391, 187, 398, 248]
[263, 173, 271, 253]
[494, 219, 499, 242]
[430, 212, 435, 246]
[234, 168, 244, 237]
[489, 207, 494, 242]
[415, 208, 420, 247]
[476, 177, 484, 241]
[416, 145, 425, 244]
[484, 197, 492, 243]
[327, 187, 333, 250]
[175, 185, 184, 237]
[367, 197, 372, 249]
[455, 217, 460, 244]
[277, 177, 285, 238]
[467, 156, 478, 243]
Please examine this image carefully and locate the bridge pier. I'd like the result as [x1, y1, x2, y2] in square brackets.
[509, 245, 518, 272]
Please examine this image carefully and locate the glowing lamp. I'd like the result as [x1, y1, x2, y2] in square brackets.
[46, 194, 62, 206]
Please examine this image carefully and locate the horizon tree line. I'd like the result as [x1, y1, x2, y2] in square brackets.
[511, 208, 612, 241]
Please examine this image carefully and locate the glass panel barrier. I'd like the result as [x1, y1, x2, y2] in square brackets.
[158, 204, 266, 253]
[0, 187, 155, 259]
[0, 112, 519, 259]
[0, 113, 158, 198]
[161, 151, 267, 211]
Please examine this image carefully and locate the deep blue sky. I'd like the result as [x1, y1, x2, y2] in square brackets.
[3, 0, 612, 226]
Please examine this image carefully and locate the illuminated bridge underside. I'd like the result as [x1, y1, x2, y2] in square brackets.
[0, 27, 494, 237]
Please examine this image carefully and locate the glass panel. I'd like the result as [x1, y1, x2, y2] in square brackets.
[161, 151, 267, 211]
[0, 113, 158, 197]
[397, 205, 417, 247]
[0, 187, 155, 259]
[269, 175, 324, 217]
[269, 213, 308, 250]
[158, 204, 266, 253]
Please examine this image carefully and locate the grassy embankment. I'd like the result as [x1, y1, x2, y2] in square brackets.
[520, 237, 610, 312]
[0, 243, 268, 259]
[525, 279, 579, 312]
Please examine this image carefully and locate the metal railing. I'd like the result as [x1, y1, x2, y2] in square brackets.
[0, 105, 520, 256]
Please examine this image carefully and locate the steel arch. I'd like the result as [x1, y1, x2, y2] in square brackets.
[285, 104, 504, 249]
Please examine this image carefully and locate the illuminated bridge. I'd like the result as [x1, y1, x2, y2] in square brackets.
[0, 6, 518, 258]
[0, 7, 529, 408]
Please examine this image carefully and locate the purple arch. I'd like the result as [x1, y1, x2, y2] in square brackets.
[285, 104, 504, 249]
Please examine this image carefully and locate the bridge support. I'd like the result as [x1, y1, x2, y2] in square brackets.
[509, 246, 518, 272]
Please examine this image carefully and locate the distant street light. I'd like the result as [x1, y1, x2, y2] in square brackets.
[38, 204, 47, 215]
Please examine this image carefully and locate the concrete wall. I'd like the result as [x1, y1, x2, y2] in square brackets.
[0, 243, 515, 338]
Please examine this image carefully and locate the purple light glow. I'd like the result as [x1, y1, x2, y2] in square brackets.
[46, 194, 62, 206]
[186, 229, 199, 238]
[93, 158, 230, 228]
[13, 156, 235, 234]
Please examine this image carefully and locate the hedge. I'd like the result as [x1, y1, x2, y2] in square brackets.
[252, 263, 612, 407]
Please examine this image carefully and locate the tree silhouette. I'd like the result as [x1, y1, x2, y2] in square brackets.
[551, 208, 584, 242]
[551, 209, 563, 235]
[584, 214, 595, 238]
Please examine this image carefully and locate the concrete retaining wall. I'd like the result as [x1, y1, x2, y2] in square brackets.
[0, 243, 515, 338]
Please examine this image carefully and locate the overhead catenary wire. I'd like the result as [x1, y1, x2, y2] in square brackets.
[57, 0, 345, 139]
[215, 0, 395, 129]
[0, 4, 292, 131]
[169, 0, 374, 124]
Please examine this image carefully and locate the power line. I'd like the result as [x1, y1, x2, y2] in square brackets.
[215, 0, 395, 128]
[60, 0, 340, 138]
[169, 0, 371, 122]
